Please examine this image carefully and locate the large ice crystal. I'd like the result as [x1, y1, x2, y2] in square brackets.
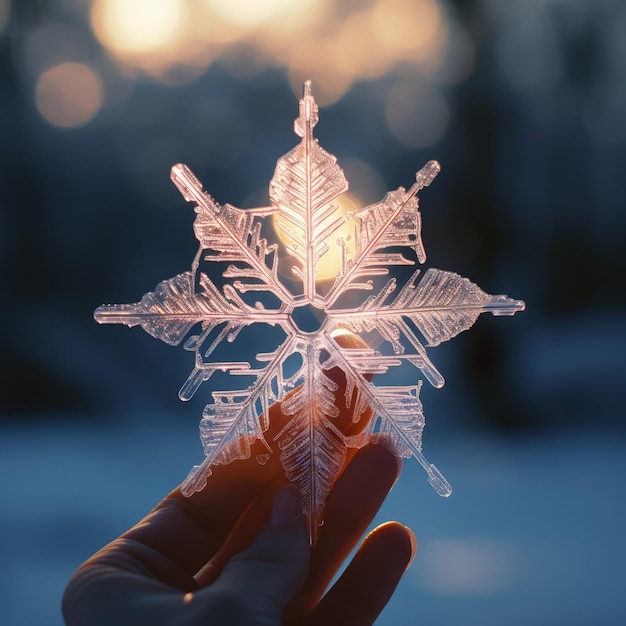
[95, 82, 525, 544]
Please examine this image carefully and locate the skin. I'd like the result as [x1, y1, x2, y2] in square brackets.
[62, 332, 416, 625]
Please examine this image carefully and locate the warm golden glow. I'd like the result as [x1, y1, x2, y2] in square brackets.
[183, 592, 194, 604]
[205, 0, 315, 28]
[91, 0, 187, 55]
[35, 63, 103, 128]
[371, 0, 442, 54]
[274, 194, 360, 282]
[316, 194, 359, 282]
[87, 0, 468, 109]
[336, 11, 393, 81]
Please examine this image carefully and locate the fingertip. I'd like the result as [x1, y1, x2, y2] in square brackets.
[271, 484, 302, 527]
[212, 499, 310, 610]
[329, 328, 369, 350]
[404, 524, 418, 570]
[367, 521, 417, 572]
[305, 521, 417, 625]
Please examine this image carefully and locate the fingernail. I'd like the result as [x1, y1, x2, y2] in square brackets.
[404, 525, 418, 571]
[271, 485, 301, 526]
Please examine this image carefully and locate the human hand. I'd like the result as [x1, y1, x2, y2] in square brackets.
[62, 336, 416, 625]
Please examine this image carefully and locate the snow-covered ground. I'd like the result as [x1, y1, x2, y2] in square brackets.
[1, 416, 624, 626]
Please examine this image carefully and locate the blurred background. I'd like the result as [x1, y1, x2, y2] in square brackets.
[1, 0, 625, 624]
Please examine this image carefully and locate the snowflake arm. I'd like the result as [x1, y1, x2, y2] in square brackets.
[269, 80, 349, 305]
[273, 338, 349, 545]
[94, 271, 290, 343]
[321, 337, 451, 497]
[171, 163, 294, 305]
[323, 160, 440, 307]
[94, 272, 258, 344]
[181, 336, 298, 495]
[327, 268, 524, 385]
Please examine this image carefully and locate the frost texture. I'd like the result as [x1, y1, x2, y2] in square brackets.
[95, 82, 525, 545]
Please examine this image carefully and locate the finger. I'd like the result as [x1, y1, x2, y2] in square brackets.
[286, 443, 401, 621]
[185, 486, 310, 624]
[308, 522, 416, 626]
[194, 478, 287, 586]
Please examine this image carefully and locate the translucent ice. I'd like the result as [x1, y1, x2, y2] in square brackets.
[95, 82, 525, 545]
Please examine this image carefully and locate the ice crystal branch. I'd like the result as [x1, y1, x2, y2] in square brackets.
[171, 163, 293, 305]
[324, 160, 440, 307]
[95, 81, 525, 545]
[270, 81, 348, 305]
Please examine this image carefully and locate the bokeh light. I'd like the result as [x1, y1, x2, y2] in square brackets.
[35, 62, 103, 128]
[90, 0, 193, 78]
[417, 539, 516, 594]
[91, 0, 187, 54]
[370, 0, 443, 58]
[88, 0, 468, 108]
[205, 0, 316, 28]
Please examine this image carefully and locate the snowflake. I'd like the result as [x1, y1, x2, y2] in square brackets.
[95, 82, 525, 544]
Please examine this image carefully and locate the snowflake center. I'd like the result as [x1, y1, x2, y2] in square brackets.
[290, 303, 326, 334]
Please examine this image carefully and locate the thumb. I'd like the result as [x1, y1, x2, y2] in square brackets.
[200, 485, 310, 623]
